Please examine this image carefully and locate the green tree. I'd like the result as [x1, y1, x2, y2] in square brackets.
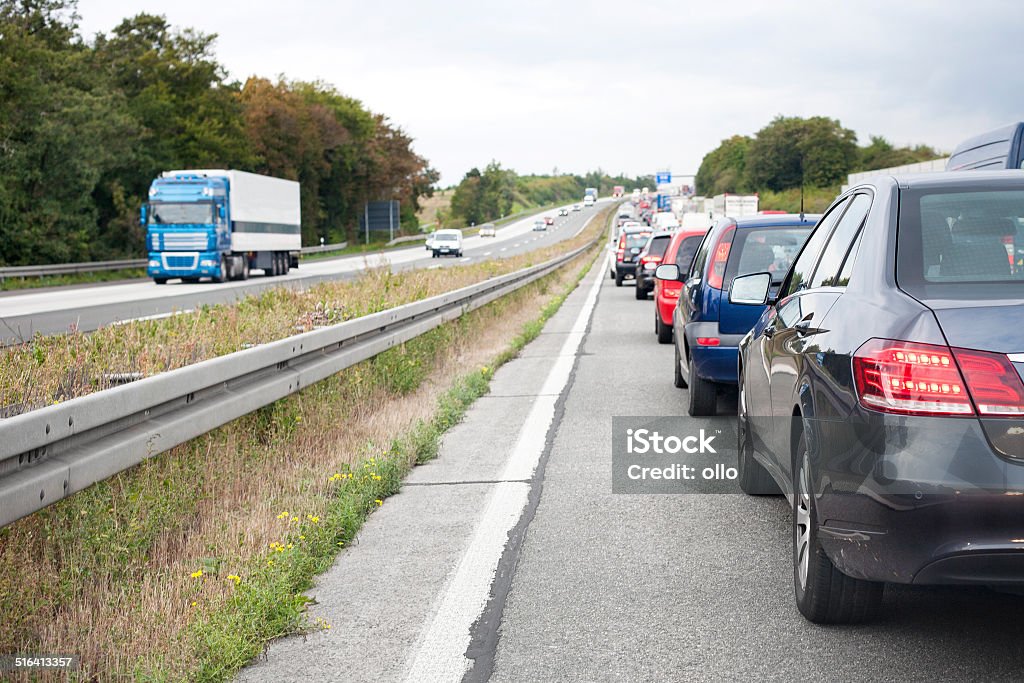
[695, 135, 752, 195]
[745, 116, 857, 191]
[0, 0, 134, 264]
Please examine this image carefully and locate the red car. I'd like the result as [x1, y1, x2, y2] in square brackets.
[653, 228, 708, 343]
[544, 216, 555, 225]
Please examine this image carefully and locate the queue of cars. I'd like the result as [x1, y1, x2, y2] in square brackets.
[618, 153, 1024, 624]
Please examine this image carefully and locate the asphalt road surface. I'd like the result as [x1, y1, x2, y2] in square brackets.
[0, 203, 603, 342]
[238, 255, 1024, 682]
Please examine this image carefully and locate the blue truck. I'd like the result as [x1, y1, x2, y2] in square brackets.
[144, 169, 301, 284]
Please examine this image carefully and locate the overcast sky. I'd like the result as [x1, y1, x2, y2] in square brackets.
[77, 0, 1024, 185]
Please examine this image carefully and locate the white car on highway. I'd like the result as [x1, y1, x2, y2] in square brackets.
[572, 203, 582, 211]
[478, 223, 496, 237]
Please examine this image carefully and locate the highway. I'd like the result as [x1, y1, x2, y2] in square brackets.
[0, 204, 603, 342]
[238, 255, 1024, 683]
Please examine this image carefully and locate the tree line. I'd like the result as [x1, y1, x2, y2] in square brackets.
[0, 0, 437, 266]
[695, 116, 943, 209]
[448, 163, 653, 226]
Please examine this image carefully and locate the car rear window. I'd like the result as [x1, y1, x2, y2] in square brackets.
[624, 233, 651, 249]
[897, 186, 1024, 298]
[647, 235, 670, 257]
[675, 235, 703, 271]
[723, 227, 811, 287]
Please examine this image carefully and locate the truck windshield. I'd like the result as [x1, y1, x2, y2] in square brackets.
[149, 203, 214, 225]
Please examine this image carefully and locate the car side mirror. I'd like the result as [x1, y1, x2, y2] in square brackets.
[729, 272, 772, 305]
[655, 264, 680, 281]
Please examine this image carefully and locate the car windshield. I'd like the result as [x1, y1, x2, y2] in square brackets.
[898, 187, 1024, 295]
[148, 202, 213, 225]
[436, 234, 457, 241]
[725, 227, 811, 286]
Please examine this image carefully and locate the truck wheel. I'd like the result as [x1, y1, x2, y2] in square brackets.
[214, 256, 228, 283]
[239, 257, 250, 280]
[282, 254, 290, 274]
[792, 433, 883, 623]
[154, 278, 167, 285]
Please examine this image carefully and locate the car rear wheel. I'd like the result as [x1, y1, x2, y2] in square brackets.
[737, 372, 780, 495]
[153, 278, 167, 285]
[634, 283, 646, 300]
[687, 350, 716, 416]
[656, 314, 672, 344]
[792, 432, 883, 623]
[615, 271, 624, 287]
[673, 340, 687, 389]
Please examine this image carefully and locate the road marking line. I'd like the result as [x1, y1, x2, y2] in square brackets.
[460, 257, 470, 262]
[500, 248, 507, 252]
[402, 265, 603, 681]
[111, 309, 193, 325]
[483, 252, 492, 256]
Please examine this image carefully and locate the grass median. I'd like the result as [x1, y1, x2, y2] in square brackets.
[0, 206, 611, 681]
[0, 207, 609, 415]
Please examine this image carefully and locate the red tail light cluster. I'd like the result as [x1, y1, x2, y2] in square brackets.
[705, 226, 735, 290]
[853, 339, 1024, 417]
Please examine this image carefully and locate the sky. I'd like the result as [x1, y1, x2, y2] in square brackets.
[76, 0, 1024, 186]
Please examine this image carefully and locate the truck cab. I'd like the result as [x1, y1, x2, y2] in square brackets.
[146, 174, 232, 284]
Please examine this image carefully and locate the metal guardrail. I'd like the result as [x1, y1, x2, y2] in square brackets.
[0, 259, 148, 279]
[0, 241, 595, 527]
[0, 242, 351, 281]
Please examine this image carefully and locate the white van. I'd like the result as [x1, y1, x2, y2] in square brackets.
[583, 195, 595, 208]
[653, 212, 680, 230]
[431, 229, 463, 258]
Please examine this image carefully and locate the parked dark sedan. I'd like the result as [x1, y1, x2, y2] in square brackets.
[735, 171, 1024, 624]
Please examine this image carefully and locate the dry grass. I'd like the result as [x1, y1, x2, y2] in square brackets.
[0, 208, 611, 681]
[415, 188, 453, 228]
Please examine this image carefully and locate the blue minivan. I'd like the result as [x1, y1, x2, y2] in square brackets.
[657, 214, 818, 416]
[947, 122, 1024, 171]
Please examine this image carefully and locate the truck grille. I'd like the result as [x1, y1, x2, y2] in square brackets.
[162, 232, 209, 250]
[162, 253, 199, 270]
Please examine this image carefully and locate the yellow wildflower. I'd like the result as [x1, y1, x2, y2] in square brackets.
[190, 570, 203, 579]
[375, 499, 383, 507]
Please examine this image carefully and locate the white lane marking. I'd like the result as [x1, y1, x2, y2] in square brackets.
[513, 243, 520, 248]
[460, 257, 470, 263]
[572, 213, 598, 238]
[428, 264, 443, 270]
[403, 481, 530, 682]
[401, 265, 603, 681]
[111, 309, 193, 325]
[500, 248, 507, 252]
[483, 252, 492, 256]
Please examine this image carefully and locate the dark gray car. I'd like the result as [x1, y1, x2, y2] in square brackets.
[735, 170, 1024, 624]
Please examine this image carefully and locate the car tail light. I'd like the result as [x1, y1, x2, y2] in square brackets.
[853, 339, 1024, 417]
[696, 337, 720, 346]
[952, 348, 1024, 416]
[641, 255, 662, 266]
[705, 226, 735, 290]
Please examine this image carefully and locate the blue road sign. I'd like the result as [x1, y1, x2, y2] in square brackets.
[656, 171, 672, 185]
